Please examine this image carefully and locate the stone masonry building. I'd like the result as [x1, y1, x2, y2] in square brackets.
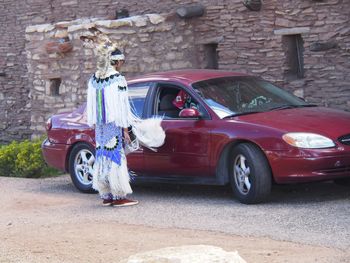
[0, 0, 349, 142]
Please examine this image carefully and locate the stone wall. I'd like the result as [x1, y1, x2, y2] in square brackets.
[0, 1, 32, 142]
[25, 14, 198, 136]
[0, 0, 349, 142]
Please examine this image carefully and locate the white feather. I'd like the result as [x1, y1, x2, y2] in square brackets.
[132, 118, 165, 148]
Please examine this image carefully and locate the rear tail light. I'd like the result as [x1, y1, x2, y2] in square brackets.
[45, 118, 52, 131]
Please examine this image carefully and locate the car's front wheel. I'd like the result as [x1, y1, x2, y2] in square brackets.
[68, 143, 95, 193]
[230, 143, 272, 204]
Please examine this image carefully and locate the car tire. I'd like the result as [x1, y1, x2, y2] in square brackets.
[68, 142, 95, 193]
[334, 178, 350, 187]
[229, 143, 272, 204]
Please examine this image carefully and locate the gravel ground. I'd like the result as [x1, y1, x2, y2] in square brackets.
[0, 175, 349, 262]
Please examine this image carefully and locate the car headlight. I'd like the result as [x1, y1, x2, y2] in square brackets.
[282, 132, 335, 149]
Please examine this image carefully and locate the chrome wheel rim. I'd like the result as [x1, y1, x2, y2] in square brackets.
[233, 154, 251, 195]
[74, 149, 95, 186]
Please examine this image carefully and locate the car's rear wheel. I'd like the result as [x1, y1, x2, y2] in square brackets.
[69, 143, 95, 193]
[229, 143, 271, 204]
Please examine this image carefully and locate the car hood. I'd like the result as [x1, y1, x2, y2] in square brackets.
[235, 107, 350, 139]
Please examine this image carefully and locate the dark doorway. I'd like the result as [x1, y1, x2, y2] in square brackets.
[282, 34, 304, 80]
[203, 43, 218, 69]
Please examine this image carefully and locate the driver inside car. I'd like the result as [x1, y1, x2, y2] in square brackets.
[172, 90, 198, 110]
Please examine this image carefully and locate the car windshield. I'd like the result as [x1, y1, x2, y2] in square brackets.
[192, 76, 314, 118]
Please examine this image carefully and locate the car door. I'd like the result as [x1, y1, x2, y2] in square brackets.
[142, 82, 212, 178]
[126, 82, 154, 174]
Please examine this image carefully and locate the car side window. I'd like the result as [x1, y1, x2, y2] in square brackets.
[156, 85, 207, 119]
[128, 82, 152, 118]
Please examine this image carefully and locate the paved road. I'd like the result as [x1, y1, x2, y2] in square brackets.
[24, 175, 350, 250]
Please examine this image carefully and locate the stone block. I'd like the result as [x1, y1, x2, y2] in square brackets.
[61, 0, 78, 6]
[55, 21, 72, 29]
[34, 85, 45, 92]
[274, 27, 310, 35]
[48, 53, 59, 58]
[109, 19, 133, 28]
[54, 30, 68, 38]
[67, 22, 95, 33]
[165, 52, 177, 60]
[171, 61, 192, 69]
[160, 62, 171, 70]
[35, 125, 45, 131]
[71, 74, 80, 81]
[174, 36, 183, 44]
[314, 21, 325, 26]
[101, 28, 136, 35]
[147, 14, 165, 25]
[84, 62, 94, 69]
[25, 34, 44, 41]
[133, 16, 148, 27]
[142, 56, 156, 63]
[301, 7, 314, 14]
[275, 18, 294, 27]
[140, 23, 173, 33]
[26, 24, 55, 33]
[124, 245, 246, 263]
[94, 20, 113, 28]
[140, 37, 150, 42]
[37, 64, 48, 70]
[252, 67, 268, 73]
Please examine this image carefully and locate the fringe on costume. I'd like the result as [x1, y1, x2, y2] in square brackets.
[87, 69, 166, 151]
[92, 154, 132, 198]
[87, 72, 131, 128]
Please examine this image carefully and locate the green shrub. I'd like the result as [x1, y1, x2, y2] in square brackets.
[0, 141, 20, 177]
[0, 138, 61, 178]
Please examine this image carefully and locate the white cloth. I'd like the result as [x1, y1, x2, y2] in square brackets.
[86, 69, 165, 198]
[87, 69, 165, 151]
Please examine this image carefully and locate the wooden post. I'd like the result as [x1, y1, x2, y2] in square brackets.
[310, 41, 338, 52]
[243, 0, 262, 11]
[176, 4, 205, 19]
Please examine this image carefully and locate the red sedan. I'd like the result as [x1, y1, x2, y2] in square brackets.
[42, 70, 350, 204]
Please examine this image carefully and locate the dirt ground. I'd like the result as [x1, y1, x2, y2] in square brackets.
[0, 176, 349, 263]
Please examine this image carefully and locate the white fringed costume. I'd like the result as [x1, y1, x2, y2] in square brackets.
[83, 27, 165, 200]
[87, 69, 165, 200]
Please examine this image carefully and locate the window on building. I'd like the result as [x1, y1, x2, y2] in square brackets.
[282, 34, 304, 79]
[203, 43, 218, 69]
[49, 78, 61, 96]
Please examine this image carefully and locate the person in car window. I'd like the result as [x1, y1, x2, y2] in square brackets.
[172, 90, 198, 110]
[83, 28, 165, 207]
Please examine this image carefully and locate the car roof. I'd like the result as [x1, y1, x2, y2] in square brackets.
[127, 69, 248, 86]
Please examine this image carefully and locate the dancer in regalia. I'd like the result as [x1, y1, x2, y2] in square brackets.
[83, 28, 165, 207]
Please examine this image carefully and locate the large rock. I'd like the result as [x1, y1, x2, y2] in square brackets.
[124, 245, 247, 263]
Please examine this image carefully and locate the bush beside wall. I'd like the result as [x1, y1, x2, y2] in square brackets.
[0, 138, 60, 178]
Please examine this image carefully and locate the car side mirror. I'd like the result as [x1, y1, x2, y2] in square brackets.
[179, 108, 201, 118]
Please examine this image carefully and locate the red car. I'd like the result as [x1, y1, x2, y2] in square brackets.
[42, 70, 350, 204]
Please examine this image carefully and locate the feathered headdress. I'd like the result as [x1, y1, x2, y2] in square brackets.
[80, 27, 125, 79]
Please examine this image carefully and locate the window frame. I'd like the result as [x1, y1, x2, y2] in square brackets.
[282, 34, 305, 80]
[147, 81, 211, 120]
[128, 81, 155, 119]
